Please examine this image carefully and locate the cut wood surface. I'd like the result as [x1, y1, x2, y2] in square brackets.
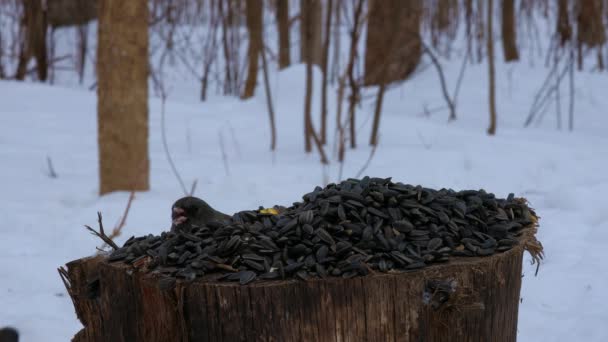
[64, 224, 540, 342]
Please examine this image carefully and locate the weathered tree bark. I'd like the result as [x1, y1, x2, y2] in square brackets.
[364, 0, 422, 86]
[63, 224, 541, 342]
[15, 0, 48, 81]
[501, 0, 519, 62]
[487, 0, 497, 135]
[300, 0, 322, 66]
[97, 0, 149, 195]
[242, 0, 263, 99]
[276, 0, 290, 69]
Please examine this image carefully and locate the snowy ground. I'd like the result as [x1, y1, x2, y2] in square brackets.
[1, 55, 607, 341]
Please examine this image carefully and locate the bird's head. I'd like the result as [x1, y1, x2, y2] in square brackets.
[171, 196, 223, 228]
[171, 196, 211, 227]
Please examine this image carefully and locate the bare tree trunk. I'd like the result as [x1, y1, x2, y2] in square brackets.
[261, 43, 277, 150]
[330, 0, 341, 84]
[364, 0, 422, 86]
[242, 0, 262, 99]
[201, 0, 220, 101]
[220, 0, 233, 95]
[97, 0, 149, 194]
[557, 0, 572, 47]
[369, 84, 386, 146]
[476, 0, 484, 63]
[368, 0, 413, 145]
[336, 75, 346, 164]
[577, 40, 583, 70]
[320, 0, 333, 145]
[577, 0, 606, 49]
[276, 0, 290, 69]
[0, 31, 4, 78]
[346, 0, 365, 149]
[15, 0, 48, 81]
[220, 0, 241, 96]
[487, 0, 497, 135]
[501, 0, 519, 62]
[48, 27, 55, 84]
[465, 0, 473, 60]
[303, 0, 314, 153]
[76, 24, 88, 84]
[300, 0, 322, 66]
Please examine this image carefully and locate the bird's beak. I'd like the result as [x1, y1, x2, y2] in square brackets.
[172, 207, 187, 226]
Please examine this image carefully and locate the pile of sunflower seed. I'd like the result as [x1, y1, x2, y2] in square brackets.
[108, 177, 535, 285]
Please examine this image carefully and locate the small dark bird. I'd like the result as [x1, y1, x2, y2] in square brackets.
[0, 327, 19, 342]
[171, 196, 230, 232]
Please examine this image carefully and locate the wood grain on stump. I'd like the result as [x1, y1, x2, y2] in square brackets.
[63, 225, 541, 342]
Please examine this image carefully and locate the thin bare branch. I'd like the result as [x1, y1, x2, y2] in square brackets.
[99, 191, 135, 250]
[261, 44, 277, 150]
[420, 41, 457, 121]
[46, 156, 57, 178]
[355, 139, 379, 178]
[160, 93, 188, 195]
[189, 179, 198, 196]
[85, 212, 119, 251]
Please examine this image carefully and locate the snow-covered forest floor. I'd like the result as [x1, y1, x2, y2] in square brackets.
[1, 23, 608, 342]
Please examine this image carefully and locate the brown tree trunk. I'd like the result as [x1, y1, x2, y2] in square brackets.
[261, 47, 277, 150]
[303, 5, 314, 153]
[487, 0, 497, 135]
[330, 0, 341, 84]
[63, 222, 540, 342]
[0, 32, 4, 78]
[465, 0, 474, 59]
[15, 0, 48, 81]
[300, 0, 322, 66]
[576, 0, 606, 50]
[557, 0, 572, 46]
[76, 24, 88, 85]
[320, 0, 333, 145]
[369, 84, 386, 146]
[501, 0, 519, 62]
[242, 0, 263, 99]
[47, 0, 98, 28]
[367, 0, 408, 146]
[476, 0, 485, 63]
[364, 0, 422, 86]
[97, 0, 149, 195]
[220, 0, 241, 96]
[346, 0, 365, 149]
[276, 0, 290, 69]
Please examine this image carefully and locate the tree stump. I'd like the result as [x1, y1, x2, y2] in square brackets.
[62, 225, 541, 342]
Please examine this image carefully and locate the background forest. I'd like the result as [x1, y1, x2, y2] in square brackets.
[1, 0, 608, 341]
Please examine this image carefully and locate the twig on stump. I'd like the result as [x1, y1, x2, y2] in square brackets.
[85, 212, 119, 251]
[99, 191, 136, 250]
